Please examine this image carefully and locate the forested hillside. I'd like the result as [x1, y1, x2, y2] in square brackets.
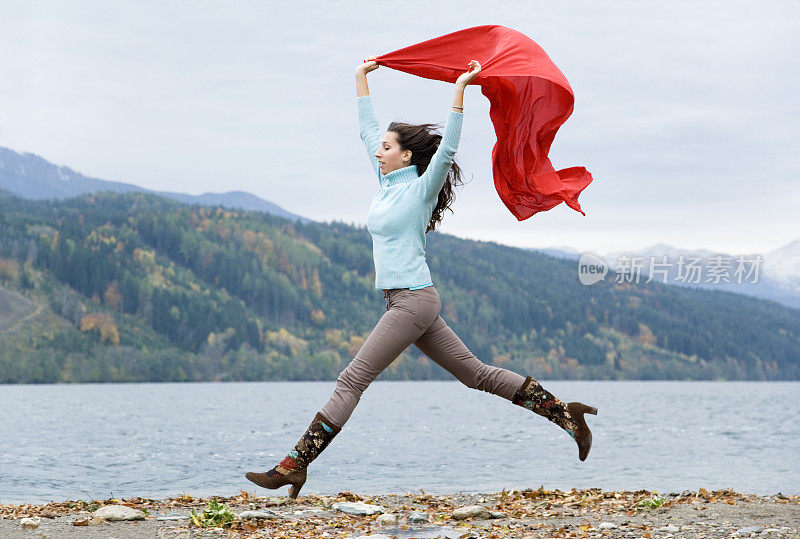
[1, 189, 798, 383]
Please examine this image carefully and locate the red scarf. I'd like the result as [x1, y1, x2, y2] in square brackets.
[375, 25, 592, 220]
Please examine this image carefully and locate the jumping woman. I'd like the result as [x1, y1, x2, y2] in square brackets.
[245, 56, 598, 499]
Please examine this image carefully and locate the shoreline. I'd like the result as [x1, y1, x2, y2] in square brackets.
[2, 487, 798, 538]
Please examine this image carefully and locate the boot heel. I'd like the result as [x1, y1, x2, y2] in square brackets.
[288, 480, 304, 499]
[566, 402, 597, 462]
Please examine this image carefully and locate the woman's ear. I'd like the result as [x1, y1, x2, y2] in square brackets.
[402, 149, 412, 163]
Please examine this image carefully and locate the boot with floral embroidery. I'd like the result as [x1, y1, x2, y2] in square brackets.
[512, 376, 598, 461]
[245, 411, 341, 499]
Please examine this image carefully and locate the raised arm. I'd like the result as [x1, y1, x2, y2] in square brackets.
[356, 57, 377, 97]
[356, 58, 382, 182]
[421, 60, 481, 203]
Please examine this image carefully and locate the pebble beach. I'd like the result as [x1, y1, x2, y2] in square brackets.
[2, 487, 798, 538]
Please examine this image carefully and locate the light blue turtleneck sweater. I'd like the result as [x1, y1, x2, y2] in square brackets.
[358, 95, 463, 291]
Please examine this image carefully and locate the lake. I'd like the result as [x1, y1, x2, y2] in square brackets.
[1, 380, 798, 504]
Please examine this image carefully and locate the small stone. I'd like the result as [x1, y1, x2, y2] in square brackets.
[488, 511, 507, 519]
[293, 508, 325, 515]
[331, 501, 385, 515]
[376, 513, 397, 525]
[598, 522, 618, 529]
[351, 535, 394, 539]
[239, 509, 281, 520]
[408, 511, 429, 523]
[452, 505, 492, 520]
[20, 517, 41, 529]
[658, 524, 679, 532]
[735, 526, 764, 536]
[94, 504, 146, 521]
[72, 516, 106, 526]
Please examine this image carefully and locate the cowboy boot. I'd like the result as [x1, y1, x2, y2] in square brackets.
[512, 376, 598, 461]
[245, 411, 341, 499]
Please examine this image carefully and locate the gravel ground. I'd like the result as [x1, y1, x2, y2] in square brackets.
[1, 487, 798, 538]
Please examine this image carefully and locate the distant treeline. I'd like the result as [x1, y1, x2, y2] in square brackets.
[1, 190, 798, 383]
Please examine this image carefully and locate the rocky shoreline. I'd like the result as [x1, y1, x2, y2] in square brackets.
[1, 487, 798, 538]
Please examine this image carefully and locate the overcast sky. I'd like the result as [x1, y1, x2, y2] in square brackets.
[0, 1, 797, 256]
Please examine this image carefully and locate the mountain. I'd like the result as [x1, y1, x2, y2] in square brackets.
[1, 190, 799, 383]
[532, 242, 800, 310]
[600, 242, 800, 310]
[765, 240, 800, 290]
[532, 246, 582, 261]
[0, 146, 311, 223]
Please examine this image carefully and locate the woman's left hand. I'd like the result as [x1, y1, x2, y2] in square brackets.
[455, 60, 482, 87]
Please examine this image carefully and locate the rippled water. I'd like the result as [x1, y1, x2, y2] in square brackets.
[1, 381, 798, 504]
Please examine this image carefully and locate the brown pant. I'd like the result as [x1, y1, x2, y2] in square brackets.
[320, 285, 526, 429]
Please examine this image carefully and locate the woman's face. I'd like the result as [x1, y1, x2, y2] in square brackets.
[375, 131, 411, 175]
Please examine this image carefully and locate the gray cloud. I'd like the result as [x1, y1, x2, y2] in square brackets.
[0, 0, 796, 255]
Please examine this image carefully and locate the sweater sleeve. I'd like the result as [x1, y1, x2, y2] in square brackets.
[420, 110, 463, 203]
[357, 95, 382, 184]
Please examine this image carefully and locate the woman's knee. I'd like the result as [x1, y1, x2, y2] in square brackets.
[461, 360, 496, 391]
[335, 357, 376, 395]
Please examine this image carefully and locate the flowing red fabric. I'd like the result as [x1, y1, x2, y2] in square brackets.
[375, 25, 592, 220]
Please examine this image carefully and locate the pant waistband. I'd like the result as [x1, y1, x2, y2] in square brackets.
[382, 287, 409, 297]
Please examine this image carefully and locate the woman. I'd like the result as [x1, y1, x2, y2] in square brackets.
[245, 57, 598, 499]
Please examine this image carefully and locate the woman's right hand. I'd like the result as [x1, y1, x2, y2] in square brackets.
[356, 55, 379, 75]
[455, 60, 482, 87]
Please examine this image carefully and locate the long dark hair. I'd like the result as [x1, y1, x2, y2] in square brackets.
[387, 121, 467, 233]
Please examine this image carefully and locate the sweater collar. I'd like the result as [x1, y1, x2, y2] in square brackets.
[382, 164, 419, 185]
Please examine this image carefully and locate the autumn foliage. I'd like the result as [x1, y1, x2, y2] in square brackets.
[80, 312, 120, 345]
